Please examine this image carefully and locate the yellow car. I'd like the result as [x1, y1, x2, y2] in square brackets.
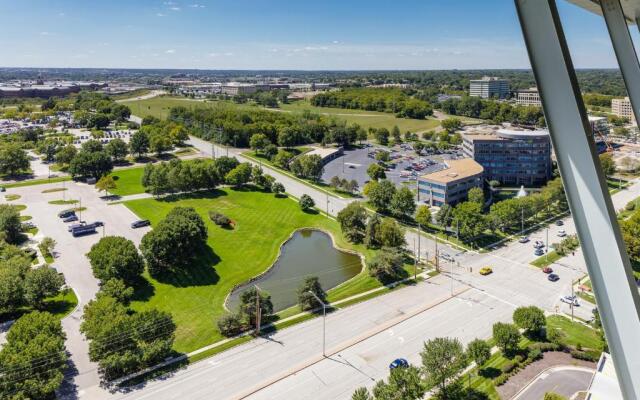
[479, 267, 493, 276]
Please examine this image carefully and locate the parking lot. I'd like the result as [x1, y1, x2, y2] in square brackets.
[321, 142, 464, 192]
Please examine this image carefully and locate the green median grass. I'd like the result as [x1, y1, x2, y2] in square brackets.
[3, 176, 71, 188]
[124, 188, 387, 353]
[108, 167, 147, 196]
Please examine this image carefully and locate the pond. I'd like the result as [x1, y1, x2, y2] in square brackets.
[226, 229, 362, 312]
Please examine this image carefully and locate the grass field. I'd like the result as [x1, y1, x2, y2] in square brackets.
[124, 189, 386, 353]
[547, 315, 603, 351]
[109, 167, 146, 196]
[121, 96, 443, 134]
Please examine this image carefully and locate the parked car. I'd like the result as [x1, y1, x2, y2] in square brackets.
[0, 187, 5, 192]
[560, 295, 579, 306]
[131, 219, 151, 229]
[557, 230, 567, 237]
[548, 274, 560, 282]
[519, 236, 530, 243]
[389, 358, 409, 369]
[63, 215, 79, 223]
[534, 241, 545, 249]
[555, 220, 564, 226]
[68, 222, 87, 232]
[91, 221, 104, 227]
[534, 248, 545, 256]
[58, 209, 76, 219]
[542, 267, 553, 274]
[479, 266, 493, 276]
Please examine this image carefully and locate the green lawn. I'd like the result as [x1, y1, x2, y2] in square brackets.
[124, 189, 383, 353]
[547, 315, 603, 351]
[109, 167, 146, 196]
[120, 96, 255, 120]
[0, 289, 78, 323]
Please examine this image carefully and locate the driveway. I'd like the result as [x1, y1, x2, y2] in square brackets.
[514, 367, 595, 400]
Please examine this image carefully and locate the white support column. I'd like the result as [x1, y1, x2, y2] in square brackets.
[514, 1, 640, 399]
[601, 0, 640, 125]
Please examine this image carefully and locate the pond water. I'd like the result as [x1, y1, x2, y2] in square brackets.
[226, 229, 362, 312]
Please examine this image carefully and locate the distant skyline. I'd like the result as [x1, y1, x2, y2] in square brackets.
[1, 0, 639, 70]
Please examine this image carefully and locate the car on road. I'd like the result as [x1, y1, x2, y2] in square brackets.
[548, 273, 560, 282]
[534, 248, 545, 256]
[555, 220, 564, 226]
[542, 267, 553, 274]
[131, 219, 151, 229]
[389, 358, 409, 369]
[557, 230, 567, 237]
[560, 295, 579, 306]
[479, 266, 493, 276]
[519, 236, 530, 243]
[58, 209, 76, 218]
[62, 215, 79, 223]
[439, 253, 454, 262]
[534, 241, 545, 249]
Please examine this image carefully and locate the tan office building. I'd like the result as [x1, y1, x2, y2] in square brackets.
[418, 159, 484, 207]
[611, 97, 636, 123]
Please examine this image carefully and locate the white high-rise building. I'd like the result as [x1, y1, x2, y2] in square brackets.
[469, 76, 510, 99]
[611, 97, 636, 123]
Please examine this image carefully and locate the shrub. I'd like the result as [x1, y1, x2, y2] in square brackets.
[209, 211, 231, 226]
[217, 313, 244, 337]
[529, 342, 561, 353]
[513, 355, 524, 364]
[493, 374, 509, 386]
[527, 347, 542, 362]
[570, 350, 598, 362]
[299, 194, 315, 211]
[501, 361, 517, 374]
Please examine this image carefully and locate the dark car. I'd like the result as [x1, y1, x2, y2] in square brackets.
[542, 267, 553, 274]
[63, 215, 79, 223]
[548, 273, 560, 282]
[389, 358, 409, 369]
[91, 221, 104, 227]
[58, 209, 76, 219]
[555, 220, 564, 226]
[534, 248, 544, 256]
[131, 219, 151, 229]
[68, 222, 87, 232]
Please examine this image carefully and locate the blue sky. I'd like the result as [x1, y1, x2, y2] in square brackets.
[0, 0, 638, 70]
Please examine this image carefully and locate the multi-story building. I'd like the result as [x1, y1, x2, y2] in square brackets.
[611, 96, 636, 123]
[418, 159, 484, 207]
[462, 127, 553, 186]
[469, 76, 510, 99]
[220, 83, 258, 96]
[589, 116, 610, 137]
[516, 87, 541, 107]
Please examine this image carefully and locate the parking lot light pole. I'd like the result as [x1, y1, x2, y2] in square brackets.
[308, 291, 327, 357]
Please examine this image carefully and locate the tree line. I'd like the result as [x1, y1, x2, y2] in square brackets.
[439, 96, 545, 127]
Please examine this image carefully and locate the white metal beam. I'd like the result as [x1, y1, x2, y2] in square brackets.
[601, 0, 640, 125]
[514, 1, 640, 399]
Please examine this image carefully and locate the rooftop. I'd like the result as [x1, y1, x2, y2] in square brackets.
[419, 158, 483, 184]
[462, 126, 550, 141]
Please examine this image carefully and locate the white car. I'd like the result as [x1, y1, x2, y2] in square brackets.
[557, 230, 567, 237]
[560, 295, 579, 306]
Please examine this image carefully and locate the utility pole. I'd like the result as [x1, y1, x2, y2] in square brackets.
[546, 227, 549, 262]
[413, 238, 417, 280]
[79, 197, 82, 222]
[308, 291, 327, 357]
[62, 180, 66, 201]
[456, 219, 460, 241]
[417, 223, 421, 265]
[571, 279, 575, 322]
[435, 235, 439, 272]
[450, 258, 454, 296]
[326, 193, 329, 216]
[254, 285, 261, 336]
[521, 207, 525, 233]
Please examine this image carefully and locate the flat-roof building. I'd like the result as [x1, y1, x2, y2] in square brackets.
[611, 96, 635, 124]
[589, 115, 610, 137]
[221, 83, 258, 96]
[516, 87, 542, 107]
[462, 127, 553, 186]
[469, 76, 510, 99]
[418, 158, 484, 207]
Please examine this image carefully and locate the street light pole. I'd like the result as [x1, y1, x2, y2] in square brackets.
[546, 227, 549, 262]
[254, 285, 262, 336]
[307, 291, 327, 357]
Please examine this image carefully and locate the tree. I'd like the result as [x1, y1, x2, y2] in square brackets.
[272, 182, 285, 197]
[351, 387, 373, 400]
[217, 313, 244, 337]
[105, 138, 129, 162]
[467, 187, 484, 206]
[441, 118, 462, 133]
[372, 365, 425, 400]
[225, 163, 252, 187]
[337, 202, 368, 243]
[278, 128, 297, 148]
[364, 213, 382, 248]
[82, 139, 104, 153]
[375, 128, 390, 145]
[95, 175, 117, 195]
[435, 204, 453, 227]
[513, 306, 546, 336]
[599, 153, 616, 176]
[98, 278, 134, 305]
[297, 276, 327, 311]
[452, 202, 486, 240]
[250, 133, 270, 154]
[0, 311, 67, 400]
[0, 205, 23, 244]
[140, 207, 208, 276]
[367, 163, 386, 181]
[420, 337, 467, 399]
[467, 338, 491, 367]
[415, 205, 432, 227]
[378, 218, 406, 248]
[299, 194, 315, 211]
[55, 144, 78, 165]
[149, 132, 174, 156]
[110, 104, 131, 122]
[87, 236, 144, 284]
[368, 250, 404, 282]
[23, 266, 64, 308]
[492, 322, 521, 355]
[390, 186, 416, 219]
[330, 175, 342, 189]
[68, 150, 113, 179]
[130, 130, 150, 158]
[391, 125, 402, 143]
[39, 237, 56, 259]
[368, 180, 397, 211]
[0, 143, 30, 176]
[239, 287, 273, 329]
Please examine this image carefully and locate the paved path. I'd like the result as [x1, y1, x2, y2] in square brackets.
[513, 367, 594, 400]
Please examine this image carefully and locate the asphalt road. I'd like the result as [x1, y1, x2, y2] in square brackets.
[514, 367, 595, 400]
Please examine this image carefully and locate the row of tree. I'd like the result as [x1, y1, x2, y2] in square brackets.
[439, 96, 545, 127]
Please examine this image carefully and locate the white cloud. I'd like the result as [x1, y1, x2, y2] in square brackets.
[189, 4, 206, 8]
[163, 1, 176, 5]
[170, 6, 181, 11]
[165, 49, 176, 54]
[332, 40, 340, 44]
[156, 13, 166, 17]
